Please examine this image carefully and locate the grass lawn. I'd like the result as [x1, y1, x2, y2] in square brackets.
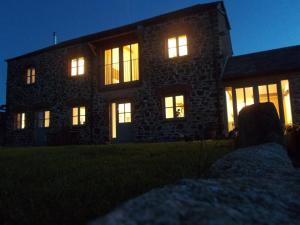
[0, 140, 233, 225]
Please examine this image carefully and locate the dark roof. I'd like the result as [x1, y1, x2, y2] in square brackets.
[224, 45, 300, 80]
[7, 1, 228, 62]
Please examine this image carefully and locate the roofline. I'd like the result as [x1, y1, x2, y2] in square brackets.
[6, 1, 227, 62]
[230, 44, 300, 59]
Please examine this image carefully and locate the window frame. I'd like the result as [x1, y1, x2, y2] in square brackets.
[15, 112, 26, 130]
[103, 42, 140, 86]
[26, 67, 36, 85]
[163, 95, 185, 120]
[167, 35, 189, 59]
[70, 57, 85, 77]
[72, 106, 86, 127]
[36, 111, 50, 128]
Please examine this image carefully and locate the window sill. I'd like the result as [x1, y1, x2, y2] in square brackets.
[99, 80, 141, 92]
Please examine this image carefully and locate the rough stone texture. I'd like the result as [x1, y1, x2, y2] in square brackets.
[237, 103, 284, 148]
[91, 143, 300, 225]
[0, 112, 5, 145]
[5, 3, 232, 146]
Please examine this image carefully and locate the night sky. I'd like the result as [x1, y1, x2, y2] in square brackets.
[0, 0, 300, 105]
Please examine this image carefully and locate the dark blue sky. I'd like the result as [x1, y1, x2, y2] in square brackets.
[0, 0, 300, 105]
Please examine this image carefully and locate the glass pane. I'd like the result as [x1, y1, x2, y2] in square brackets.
[131, 43, 139, 60]
[73, 116, 78, 125]
[80, 115, 86, 125]
[27, 69, 31, 77]
[112, 48, 119, 63]
[71, 67, 77, 76]
[281, 80, 293, 125]
[245, 87, 254, 106]
[105, 64, 112, 85]
[111, 103, 117, 138]
[112, 62, 119, 84]
[71, 59, 77, 68]
[165, 107, 174, 119]
[80, 107, 86, 116]
[225, 87, 235, 132]
[178, 35, 187, 46]
[32, 68, 36, 76]
[268, 84, 279, 115]
[45, 119, 50, 128]
[132, 58, 139, 81]
[72, 107, 78, 117]
[123, 45, 131, 82]
[105, 49, 112, 65]
[78, 57, 84, 75]
[165, 97, 173, 108]
[21, 113, 26, 129]
[175, 107, 184, 118]
[27, 76, 31, 84]
[31, 75, 35, 83]
[175, 95, 184, 107]
[45, 111, 50, 120]
[125, 112, 131, 123]
[125, 103, 131, 113]
[258, 85, 268, 103]
[118, 104, 124, 113]
[235, 88, 245, 114]
[119, 113, 125, 123]
[179, 46, 188, 56]
[168, 48, 177, 58]
[168, 37, 177, 48]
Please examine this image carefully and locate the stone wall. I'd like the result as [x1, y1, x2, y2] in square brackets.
[5, 3, 231, 146]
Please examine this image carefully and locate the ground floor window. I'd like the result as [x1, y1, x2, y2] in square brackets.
[225, 79, 293, 131]
[118, 103, 131, 123]
[72, 106, 86, 126]
[164, 95, 185, 119]
[15, 113, 26, 130]
[37, 111, 50, 128]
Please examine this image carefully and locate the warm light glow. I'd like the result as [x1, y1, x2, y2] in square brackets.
[281, 80, 293, 125]
[168, 35, 188, 58]
[72, 106, 86, 126]
[165, 96, 174, 119]
[165, 95, 185, 119]
[45, 111, 50, 128]
[38, 111, 50, 128]
[175, 95, 185, 118]
[105, 48, 119, 84]
[225, 87, 235, 132]
[111, 103, 117, 138]
[71, 57, 85, 76]
[236, 87, 254, 114]
[259, 84, 279, 115]
[27, 68, 36, 84]
[16, 113, 26, 129]
[118, 103, 131, 123]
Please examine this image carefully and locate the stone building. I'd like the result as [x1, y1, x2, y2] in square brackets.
[4, 1, 298, 146]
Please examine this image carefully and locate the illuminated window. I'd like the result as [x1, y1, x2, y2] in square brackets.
[281, 80, 293, 125]
[15, 113, 26, 130]
[118, 103, 131, 123]
[164, 95, 185, 119]
[26, 67, 36, 84]
[72, 106, 86, 126]
[235, 87, 254, 114]
[111, 103, 117, 138]
[225, 87, 234, 131]
[37, 111, 50, 128]
[258, 84, 279, 114]
[123, 43, 139, 82]
[168, 35, 188, 58]
[71, 57, 85, 76]
[105, 44, 139, 85]
[105, 48, 120, 84]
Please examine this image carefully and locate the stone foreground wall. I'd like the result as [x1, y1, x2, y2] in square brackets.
[91, 143, 300, 225]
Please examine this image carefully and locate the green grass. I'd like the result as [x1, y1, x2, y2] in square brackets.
[0, 140, 233, 225]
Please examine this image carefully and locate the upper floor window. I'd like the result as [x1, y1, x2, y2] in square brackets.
[105, 43, 139, 85]
[71, 57, 85, 76]
[37, 111, 50, 128]
[164, 95, 185, 119]
[27, 67, 36, 84]
[15, 113, 26, 129]
[168, 35, 188, 58]
[72, 106, 86, 126]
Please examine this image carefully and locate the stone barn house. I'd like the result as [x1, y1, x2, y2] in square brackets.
[4, 1, 299, 146]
